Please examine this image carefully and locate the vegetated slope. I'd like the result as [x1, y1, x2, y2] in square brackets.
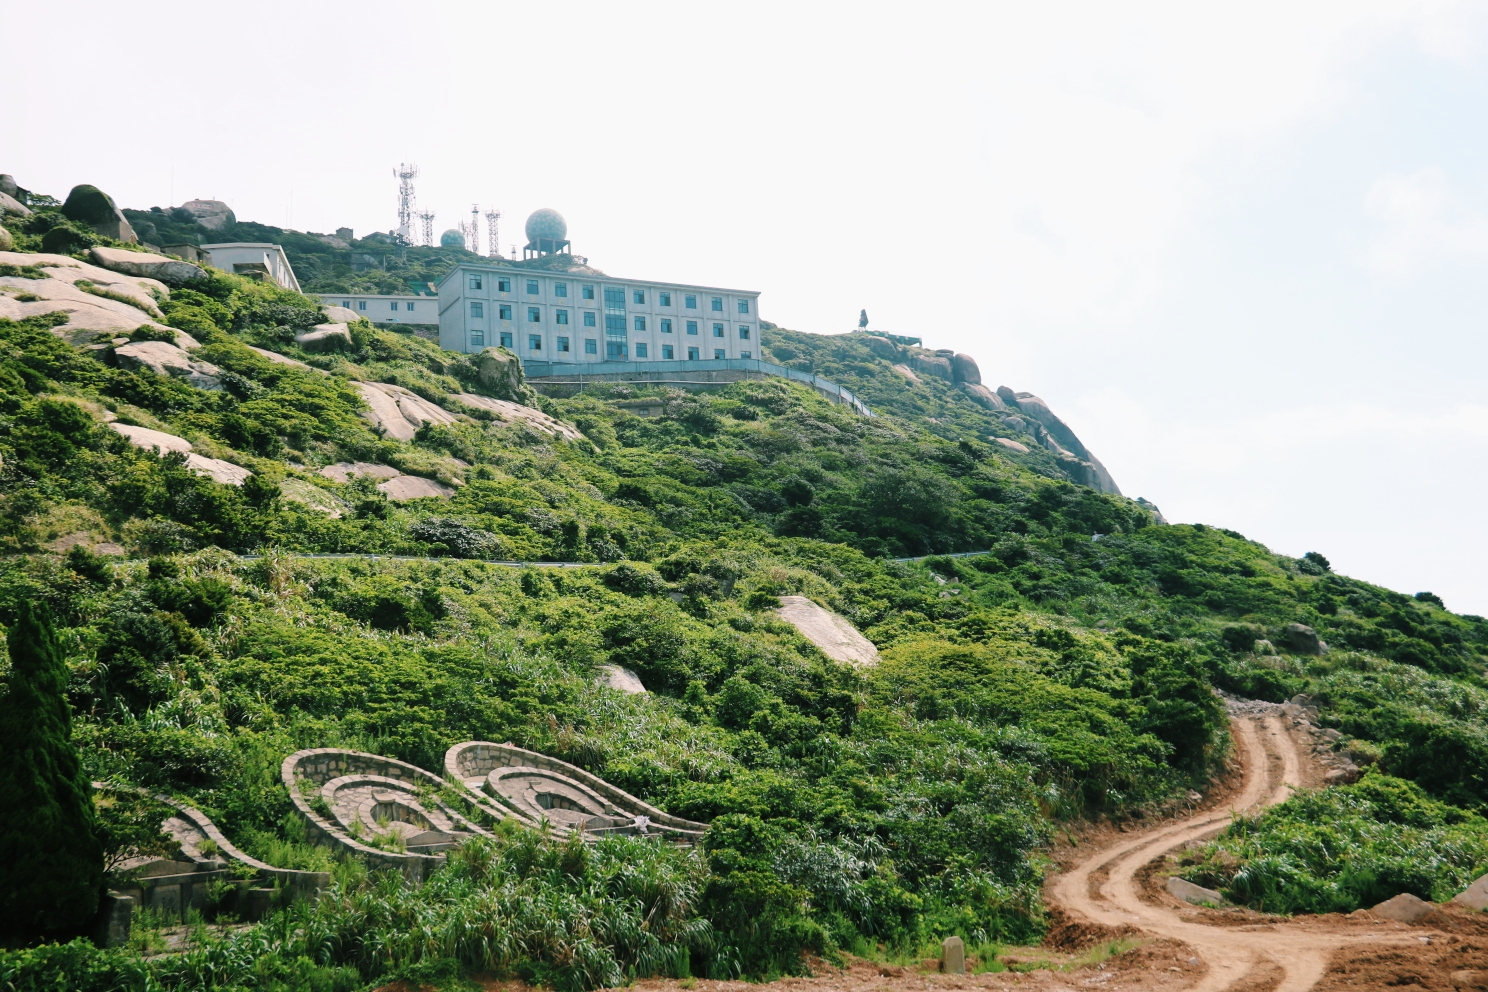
[1, 201, 1488, 986]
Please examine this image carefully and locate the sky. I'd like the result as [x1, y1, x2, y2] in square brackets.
[8, 1, 1488, 612]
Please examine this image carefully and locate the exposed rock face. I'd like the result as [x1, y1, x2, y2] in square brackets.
[776, 595, 880, 667]
[61, 184, 136, 243]
[115, 340, 222, 390]
[176, 199, 235, 231]
[1167, 877, 1224, 905]
[354, 382, 457, 441]
[475, 347, 539, 405]
[991, 437, 1030, 454]
[0, 250, 180, 341]
[319, 462, 402, 483]
[997, 388, 1121, 495]
[321, 306, 359, 323]
[1136, 497, 1168, 525]
[911, 355, 954, 381]
[88, 246, 204, 287]
[0, 191, 28, 217]
[294, 324, 351, 349]
[453, 393, 583, 440]
[958, 382, 1005, 410]
[892, 363, 921, 383]
[108, 423, 251, 485]
[599, 665, 646, 694]
[247, 346, 310, 369]
[0, 225, 10, 251]
[280, 479, 345, 517]
[1281, 623, 1326, 655]
[951, 353, 981, 384]
[860, 335, 899, 360]
[378, 475, 453, 500]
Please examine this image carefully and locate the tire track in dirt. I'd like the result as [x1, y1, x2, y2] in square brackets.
[1049, 713, 1425, 992]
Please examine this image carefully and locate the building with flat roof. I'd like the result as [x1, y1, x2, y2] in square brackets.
[436, 209, 760, 363]
[200, 243, 300, 292]
[315, 293, 438, 324]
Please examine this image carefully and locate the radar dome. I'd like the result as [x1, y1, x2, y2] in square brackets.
[525, 208, 567, 244]
[440, 228, 466, 248]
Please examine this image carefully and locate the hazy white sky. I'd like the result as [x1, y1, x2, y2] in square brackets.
[9, 1, 1488, 611]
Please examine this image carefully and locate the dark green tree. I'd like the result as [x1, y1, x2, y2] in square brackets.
[0, 602, 103, 941]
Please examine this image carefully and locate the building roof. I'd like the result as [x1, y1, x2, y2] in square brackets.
[436, 260, 758, 296]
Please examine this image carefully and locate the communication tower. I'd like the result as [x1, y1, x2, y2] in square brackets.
[483, 209, 501, 258]
[417, 210, 436, 247]
[393, 163, 419, 244]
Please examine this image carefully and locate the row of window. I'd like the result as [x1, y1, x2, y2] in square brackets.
[468, 302, 750, 338]
[465, 274, 750, 313]
[343, 300, 421, 312]
[468, 329, 751, 361]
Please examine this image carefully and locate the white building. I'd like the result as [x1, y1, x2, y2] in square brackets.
[200, 243, 300, 292]
[436, 209, 760, 363]
[315, 293, 438, 324]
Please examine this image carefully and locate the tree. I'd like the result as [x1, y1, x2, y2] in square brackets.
[0, 602, 103, 941]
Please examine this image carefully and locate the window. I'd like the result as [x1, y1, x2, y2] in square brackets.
[583, 312, 596, 327]
[470, 331, 484, 347]
[712, 323, 724, 337]
[557, 336, 570, 352]
[390, 301, 398, 310]
[636, 342, 648, 358]
[497, 278, 510, 292]
[741, 350, 751, 358]
[407, 302, 416, 311]
[500, 332, 513, 348]
[634, 316, 646, 331]
[582, 284, 595, 300]
[684, 294, 697, 308]
[341, 300, 350, 308]
[687, 346, 699, 360]
[739, 325, 750, 339]
[659, 292, 671, 306]
[711, 297, 723, 311]
[468, 274, 482, 290]
[528, 307, 541, 322]
[603, 286, 627, 358]
[470, 302, 484, 318]
[633, 290, 645, 304]
[686, 320, 698, 335]
[554, 282, 568, 298]
[556, 309, 569, 325]
[585, 338, 597, 354]
[526, 280, 539, 295]
[662, 344, 674, 359]
[738, 299, 750, 314]
[529, 335, 542, 351]
[499, 304, 512, 320]
[661, 318, 672, 333]
[714, 348, 726, 359]
[358, 301, 367, 311]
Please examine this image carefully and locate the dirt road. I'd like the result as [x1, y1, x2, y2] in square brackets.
[1048, 713, 1429, 991]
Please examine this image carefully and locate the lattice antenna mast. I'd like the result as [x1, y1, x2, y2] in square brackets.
[417, 210, 435, 247]
[394, 163, 418, 244]
[484, 209, 501, 258]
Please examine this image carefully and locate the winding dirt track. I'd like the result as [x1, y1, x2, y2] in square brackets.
[1049, 715, 1425, 992]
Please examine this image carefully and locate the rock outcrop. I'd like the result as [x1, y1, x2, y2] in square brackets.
[354, 382, 457, 441]
[1370, 892, 1437, 923]
[61, 184, 136, 243]
[378, 475, 454, 500]
[0, 250, 179, 341]
[958, 382, 1006, 410]
[247, 346, 311, 369]
[175, 199, 235, 231]
[88, 246, 204, 287]
[1454, 872, 1488, 911]
[453, 393, 583, 440]
[599, 665, 647, 694]
[475, 347, 540, 405]
[280, 479, 345, 517]
[0, 225, 11, 251]
[321, 306, 359, 323]
[109, 423, 251, 485]
[1166, 877, 1224, 905]
[294, 324, 351, 349]
[1280, 623, 1327, 655]
[115, 340, 222, 391]
[996, 388, 1121, 495]
[776, 595, 880, 667]
[991, 437, 1030, 454]
[950, 353, 981, 384]
[0, 191, 28, 218]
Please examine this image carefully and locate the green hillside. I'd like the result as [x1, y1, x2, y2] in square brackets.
[2, 187, 1488, 989]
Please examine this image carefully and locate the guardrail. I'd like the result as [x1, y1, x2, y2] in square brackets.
[521, 358, 875, 417]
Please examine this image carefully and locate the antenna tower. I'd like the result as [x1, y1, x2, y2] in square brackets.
[393, 163, 419, 244]
[417, 210, 436, 247]
[484, 209, 501, 258]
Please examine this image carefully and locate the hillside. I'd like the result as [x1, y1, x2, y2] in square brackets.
[1, 181, 1488, 989]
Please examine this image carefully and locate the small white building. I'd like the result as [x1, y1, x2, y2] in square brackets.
[315, 293, 438, 324]
[200, 243, 300, 292]
[436, 209, 760, 363]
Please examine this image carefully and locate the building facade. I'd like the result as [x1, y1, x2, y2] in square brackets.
[200, 243, 301, 292]
[315, 293, 438, 324]
[436, 263, 761, 363]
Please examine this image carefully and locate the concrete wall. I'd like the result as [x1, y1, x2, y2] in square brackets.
[200, 243, 301, 292]
[315, 293, 436, 324]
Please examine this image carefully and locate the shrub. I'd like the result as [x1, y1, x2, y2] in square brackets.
[59, 185, 118, 226]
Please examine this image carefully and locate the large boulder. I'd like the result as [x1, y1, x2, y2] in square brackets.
[61, 184, 136, 243]
[951, 353, 981, 384]
[114, 340, 222, 391]
[776, 595, 880, 667]
[0, 224, 10, 251]
[1000, 389, 1121, 495]
[174, 199, 235, 231]
[354, 382, 457, 441]
[321, 306, 359, 323]
[1280, 623, 1327, 655]
[957, 382, 1005, 410]
[991, 437, 1030, 454]
[1370, 892, 1437, 923]
[88, 247, 203, 287]
[108, 423, 251, 485]
[475, 347, 539, 405]
[378, 475, 453, 500]
[1453, 872, 1488, 911]
[1167, 877, 1224, 905]
[294, 324, 351, 350]
[0, 190, 28, 218]
[860, 335, 900, 360]
[911, 354, 954, 381]
[0, 251, 179, 342]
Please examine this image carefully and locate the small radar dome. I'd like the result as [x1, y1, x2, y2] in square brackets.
[525, 208, 567, 244]
[440, 228, 465, 248]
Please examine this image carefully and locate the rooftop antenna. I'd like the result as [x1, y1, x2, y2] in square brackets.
[394, 163, 418, 244]
[509, 243, 516, 259]
[469, 204, 480, 252]
[417, 209, 435, 247]
[484, 208, 501, 258]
